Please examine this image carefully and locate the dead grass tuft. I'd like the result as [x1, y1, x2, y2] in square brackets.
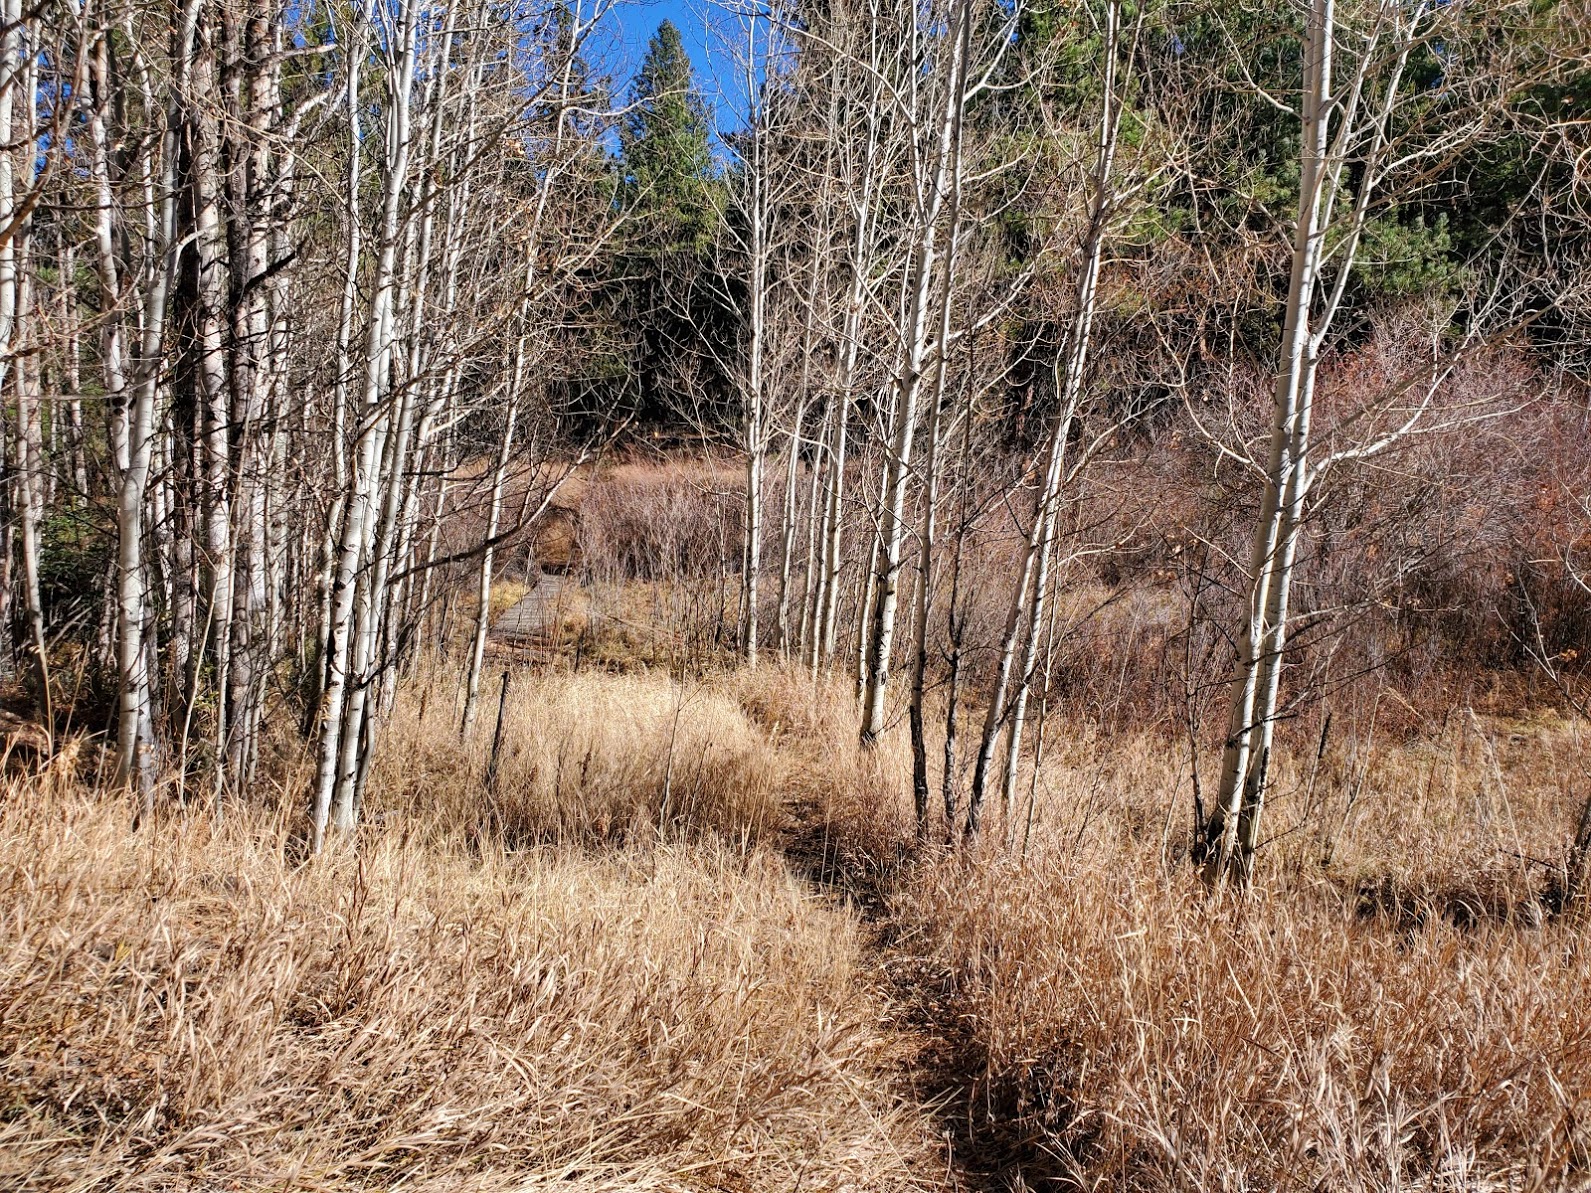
[890, 720, 1591, 1191]
[0, 774, 934, 1191]
[377, 664, 787, 846]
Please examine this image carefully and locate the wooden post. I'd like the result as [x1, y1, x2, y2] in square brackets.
[485, 668, 510, 792]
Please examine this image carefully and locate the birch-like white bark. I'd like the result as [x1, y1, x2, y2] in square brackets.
[859, 0, 971, 745]
[117, 0, 202, 802]
[312, 0, 418, 849]
[966, 2, 1124, 838]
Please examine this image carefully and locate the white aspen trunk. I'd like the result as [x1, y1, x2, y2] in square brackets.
[61, 240, 88, 499]
[1202, 0, 1334, 886]
[86, 31, 127, 444]
[392, 46, 476, 687]
[739, 25, 769, 668]
[906, 391, 945, 834]
[859, 0, 970, 745]
[333, 212, 423, 831]
[461, 397, 519, 736]
[316, 3, 369, 696]
[775, 398, 805, 658]
[312, 0, 417, 849]
[0, 0, 18, 400]
[372, 31, 460, 723]
[190, 11, 235, 792]
[799, 395, 829, 671]
[338, 376, 414, 822]
[817, 375, 850, 666]
[966, 3, 1123, 838]
[783, 239, 827, 660]
[224, 1, 277, 789]
[940, 394, 975, 839]
[908, 51, 968, 833]
[152, 412, 189, 722]
[255, 22, 303, 774]
[815, 32, 885, 670]
[853, 526, 879, 702]
[1, 3, 47, 714]
[117, 0, 202, 803]
[14, 238, 51, 725]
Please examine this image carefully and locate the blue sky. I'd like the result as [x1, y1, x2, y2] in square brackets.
[606, 0, 742, 141]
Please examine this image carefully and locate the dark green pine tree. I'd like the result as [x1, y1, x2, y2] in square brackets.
[608, 20, 734, 428]
[619, 20, 717, 248]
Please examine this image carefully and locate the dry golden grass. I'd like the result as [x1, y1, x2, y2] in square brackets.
[382, 663, 783, 844]
[890, 717, 1591, 1191]
[6, 659, 1591, 1192]
[378, 657, 911, 852]
[0, 763, 934, 1190]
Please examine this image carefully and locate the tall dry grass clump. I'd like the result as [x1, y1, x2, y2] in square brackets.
[0, 769, 934, 1191]
[890, 720, 1591, 1191]
[373, 661, 913, 861]
[376, 665, 787, 845]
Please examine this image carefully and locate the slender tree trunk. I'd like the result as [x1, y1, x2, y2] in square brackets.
[739, 55, 769, 667]
[191, 9, 235, 793]
[860, 0, 970, 745]
[312, 0, 417, 849]
[224, 0, 277, 790]
[908, 84, 967, 835]
[314, 3, 369, 718]
[462, 393, 520, 735]
[1201, 0, 1333, 887]
[118, 0, 201, 804]
[1, 6, 48, 716]
[966, 3, 1123, 838]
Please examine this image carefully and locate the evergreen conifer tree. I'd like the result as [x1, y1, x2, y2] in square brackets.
[619, 20, 716, 247]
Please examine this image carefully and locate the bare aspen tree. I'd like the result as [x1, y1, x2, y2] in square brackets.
[1198, 0, 1542, 885]
[814, 0, 895, 670]
[858, 0, 991, 745]
[312, 0, 419, 848]
[190, 3, 235, 797]
[2, 0, 50, 713]
[224, 0, 283, 788]
[734, 7, 777, 666]
[317, 0, 372, 691]
[110, 1, 200, 803]
[966, 2, 1139, 838]
[905, 37, 970, 836]
[461, 372, 522, 736]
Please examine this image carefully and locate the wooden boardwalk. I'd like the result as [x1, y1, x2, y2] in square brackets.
[491, 571, 576, 646]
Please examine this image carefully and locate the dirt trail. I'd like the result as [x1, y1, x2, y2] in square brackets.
[777, 802, 1064, 1192]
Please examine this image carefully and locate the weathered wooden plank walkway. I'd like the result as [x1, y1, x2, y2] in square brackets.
[491, 571, 575, 645]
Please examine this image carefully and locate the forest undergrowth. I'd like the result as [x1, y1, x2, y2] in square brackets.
[4, 650, 1590, 1191]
